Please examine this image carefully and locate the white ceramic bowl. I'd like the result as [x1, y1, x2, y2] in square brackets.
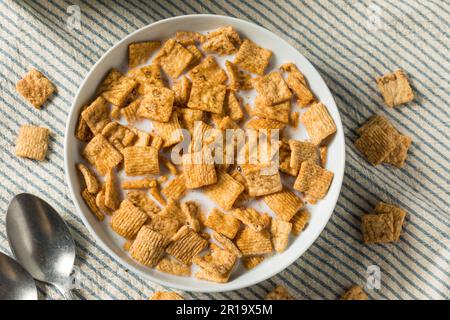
[64, 14, 345, 293]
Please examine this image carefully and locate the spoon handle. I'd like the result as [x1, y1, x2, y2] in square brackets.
[60, 288, 76, 300]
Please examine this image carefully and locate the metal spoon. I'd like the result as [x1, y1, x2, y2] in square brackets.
[0, 251, 38, 300]
[6, 193, 76, 300]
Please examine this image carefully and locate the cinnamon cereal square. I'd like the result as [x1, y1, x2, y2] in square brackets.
[242, 163, 282, 197]
[376, 70, 414, 107]
[128, 41, 161, 68]
[138, 86, 174, 122]
[288, 140, 319, 170]
[151, 112, 184, 147]
[361, 213, 395, 244]
[128, 64, 165, 95]
[263, 189, 304, 222]
[202, 26, 241, 55]
[235, 227, 273, 256]
[234, 39, 272, 75]
[110, 199, 148, 239]
[82, 134, 123, 175]
[16, 68, 55, 108]
[15, 125, 49, 161]
[280, 63, 314, 107]
[123, 146, 159, 176]
[166, 226, 209, 264]
[293, 161, 333, 200]
[182, 151, 217, 188]
[300, 102, 336, 145]
[154, 39, 194, 79]
[374, 202, 406, 241]
[252, 95, 290, 123]
[81, 96, 110, 135]
[204, 208, 241, 239]
[252, 71, 292, 106]
[189, 56, 228, 85]
[355, 125, 399, 165]
[203, 170, 244, 210]
[97, 68, 137, 107]
[129, 226, 168, 266]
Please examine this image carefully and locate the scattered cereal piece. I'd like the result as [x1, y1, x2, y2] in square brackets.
[235, 227, 273, 256]
[183, 151, 217, 189]
[77, 163, 99, 194]
[193, 244, 237, 276]
[189, 56, 228, 85]
[265, 285, 294, 300]
[225, 60, 253, 91]
[138, 86, 174, 122]
[75, 105, 94, 141]
[252, 95, 290, 123]
[383, 135, 412, 168]
[127, 190, 160, 216]
[121, 97, 143, 124]
[278, 140, 298, 176]
[110, 105, 121, 120]
[264, 189, 304, 222]
[150, 291, 184, 300]
[181, 201, 202, 232]
[376, 70, 414, 108]
[361, 212, 395, 244]
[16, 68, 55, 108]
[15, 125, 49, 161]
[355, 125, 399, 166]
[252, 71, 292, 106]
[146, 198, 185, 238]
[234, 39, 272, 75]
[231, 207, 265, 232]
[128, 64, 165, 95]
[319, 145, 328, 168]
[81, 96, 110, 135]
[203, 170, 244, 210]
[290, 209, 310, 235]
[242, 255, 265, 270]
[97, 69, 137, 107]
[289, 140, 319, 170]
[187, 81, 227, 114]
[242, 163, 282, 197]
[246, 117, 286, 130]
[111, 199, 148, 239]
[161, 174, 187, 201]
[300, 102, 336, 145]
[202, 26, 241, 55]
[81, 188, 104, 221]
[211, 231, 242, 258]
[340, 286, 369, 300]
[280, 63, 314, 107]
[102, 122, 136, 152]
[128, 41, 161, 68]
[224, 90, 244, 121]
[178, 108, 203, 133]
[129, 226, 168, 267]
[131, 128, 151, 147]
[172, 76, 192, 106]
[104, 169, 120, 210]
[150, 134, 164, 150]
[293, 161, 333, 200]
[149, 186, 166, 206]
[175, 31, 206, 43]
[270, 219, 292, 252]
[204, 208, 241, 239]
[152, 112, 184, 147]
[166, 226, 209, 264]
[154, 39, 194, 79]
[156, 257, 191, 277]
[185, 43, 203, 66]
[374, 202, 406, 241]
[95, 186, 111, 215]
[123, 146, 159, 176]
[122, 178, 157, 190]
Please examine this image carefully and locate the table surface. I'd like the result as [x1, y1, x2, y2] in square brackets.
[0, 0, 448, 300]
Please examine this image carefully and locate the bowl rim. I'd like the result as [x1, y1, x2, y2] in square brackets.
[64, 13, 346, 293]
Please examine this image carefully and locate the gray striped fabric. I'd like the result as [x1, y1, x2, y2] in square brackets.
[0, 0, 448, 300]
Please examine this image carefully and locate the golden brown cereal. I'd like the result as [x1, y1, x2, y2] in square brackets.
[195, 268, 230, 283]
[121, 97, 143, 124]
[340, 285, 369, 300]
[157, 175, 169, 184]
[242, 255, 265, 270]
[97, 69, 137, 107]
[260, 213, 272, 229]
[218, 116, 239, 130]
[150, 291, 184, 300]
[127, 190, 160, 216]
[301, 102, 337, 145]
[376, 70, 414, 108]
[182, 151, 217, 189]
[131, 128, 151, 147]
[193, 243, 237, 275]
[202, 26, 241, 55]
[156, 257, 191, 277]
[230, 170, 250, 205]
[231, 207, 265, 232]
[104, 169, 120, 210]
[123, 146, 159, 176]
[374, 202, 406, 241]
[81, 96, 110, 135]
[245, 118, 286, 130]
[189, 56, 228, 85]
[122, 178, 157, 189]
[138, 86, 174, 122]
[242, 163, 282, 197]
[293, 161, 334, 200]
[150, 134, 164, 150]
[234, 39, 272, 75]
[280, 63, 314, 107]
[146, 198, 185, 238]
[166, 226, 209, 264]
[383, 135, 412, 168]
[128, 41, 161, 68]
[175, 31, 206, 43]
[278, 139, 298, 176]
[187, 81, 227, 114]
[154, 39, 194, 79]
[252, 71, 292, 106]
[355, 125, 399, 166]
[16, 68, 55, 108]
[319, 145, 328, 168]
[101, 122, 136, 152]
[172, 76, 192, 106]
[161, 174, 186, 201]
[161, 157, 178, 175]
[204, 208, 241, 239]
[290, 111, 300, 128]
[224, 90, 244, 121]
[75, 105, 94, 141]
[211, 231, 242, 258]
[15, 125, 49, 161]
[181, 201, 202, 232]
[152, 112, 184, 147]
[252, 95, 290, 124]
[289, 140, 319, 170]
[110, 199, 148, 239]
[123, 240, 133, 252]
[357, 114, 394, 136]
[290, 208, 310, 235]
[81, 188, 104, 221]
[263, 189, 304, 222]
[110, 105, 121, 120]
[361, 213, 395, 244]
[178, 108, 203, 133]
[128, 64, 165, 95]
[225, 60, 253, 91]
[235, 227, 273, 256]
[189, 121, 218, 151]
[95, 185, 111, 215]
[185, 43, 203, 66]
[129, 226, 168, 266]
[150, 186, 166, 206]
[270, 219, 292, 252]
[265, 285, 294, 300]
[203, 170, 244, 210]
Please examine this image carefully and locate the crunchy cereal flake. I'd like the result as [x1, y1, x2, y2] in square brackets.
[203, 170, 244, 210]
[81, 96, 110, 135]
[111, 199, 148, 239]
[235, 227, 273, 256]
[204, 208, 241, 239]
[97, 69, 137, 107]
[166, 226, 209, 264]
[263, 189, 304, 222]
[270, 219, 292, 252]
[374, 202, 406, 241]
[300, 102, 336, 145]
[129, 226, 168, 266]
[81, 188, 104, 221]
[289, 140, 319, 170]
[361, 213, 395, 244]
[293, 161, 333, 200]
[15, 125, 49, 161]
[252, 71, 292, 106]
[156, 257, 191, 277]
[138, 86, 174, 122]
[376, 70, 414, 107]
[234, 39, 272, 75]
[154, 39, 194, 79]
[16, 68, 55, 108]
[128, 41, 161, 68]
[123, 146, 159, 176]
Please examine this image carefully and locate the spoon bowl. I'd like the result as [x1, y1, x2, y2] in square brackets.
[6, 193, 76, 299]
[0, 251, 38, 300]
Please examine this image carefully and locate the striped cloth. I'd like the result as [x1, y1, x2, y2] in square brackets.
[0, 0, 448, 300]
